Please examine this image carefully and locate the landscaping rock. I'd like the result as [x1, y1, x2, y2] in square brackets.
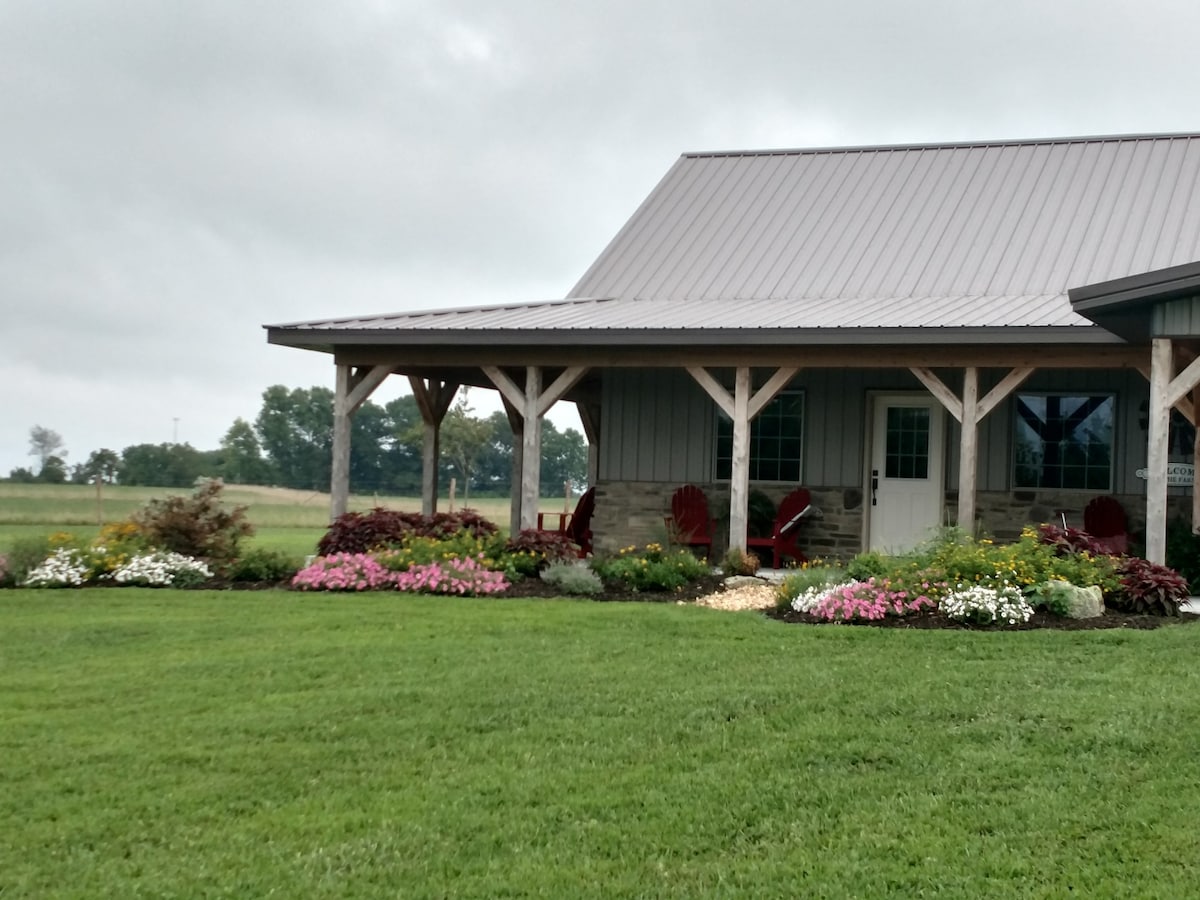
[1059, 584, 1104, 619]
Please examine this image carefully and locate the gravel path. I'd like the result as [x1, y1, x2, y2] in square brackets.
[694, 581, 780, 611]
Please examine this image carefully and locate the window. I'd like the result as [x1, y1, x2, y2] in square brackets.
[1013, 394, 1114, 490]
[716, 391, 804, 481]
[885, 406, 930, 479]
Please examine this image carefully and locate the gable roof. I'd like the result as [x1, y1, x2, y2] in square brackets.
[268, 133, 1200, 351]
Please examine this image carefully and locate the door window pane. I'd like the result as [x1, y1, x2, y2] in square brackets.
[885, 406, 930, 480]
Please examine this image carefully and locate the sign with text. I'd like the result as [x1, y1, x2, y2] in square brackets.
[1135, 463, 1195, 486]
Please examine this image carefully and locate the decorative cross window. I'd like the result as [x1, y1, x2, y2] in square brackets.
[1013, 394, 1114, 490]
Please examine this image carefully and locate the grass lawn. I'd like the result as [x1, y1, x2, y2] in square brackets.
[3, 591, 1199, 897]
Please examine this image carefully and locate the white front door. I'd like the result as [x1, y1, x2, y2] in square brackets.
[868, 395, 945, 553]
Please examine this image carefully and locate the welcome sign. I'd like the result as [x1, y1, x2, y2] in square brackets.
[1135, 463, 1195, 486]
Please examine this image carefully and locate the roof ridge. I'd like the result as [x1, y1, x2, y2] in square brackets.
[683, 132, 1200, 160]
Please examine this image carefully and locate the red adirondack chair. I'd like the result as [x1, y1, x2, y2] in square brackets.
[666, 485, 718, 560]
[747, 488, 812, 568]
[537, 486, 596, 556]
[1083, 494, 1129, 555]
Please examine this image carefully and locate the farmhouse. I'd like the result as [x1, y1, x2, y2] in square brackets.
[266, 133, 1200, 564]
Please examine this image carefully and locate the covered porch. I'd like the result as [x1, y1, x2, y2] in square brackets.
[267, 323, 1200, 565]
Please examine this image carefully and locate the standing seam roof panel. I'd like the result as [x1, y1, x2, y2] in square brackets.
[564, 135, 1200, 326]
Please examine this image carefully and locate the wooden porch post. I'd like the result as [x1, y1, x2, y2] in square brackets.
[729, 367, 752, 553]
[484, 365, 589, 531]
[331, 364, 351, 521]
[520, 367, 543, 532]
[330, 363, 395, 520]
[911, 366, 1034, 535]
[958, 368, 979, 533]
[408, 377, 459, 516]
[502, 397, 524, 537]
[687, 365, 799, 555]
[1147, 339, 1173, 563]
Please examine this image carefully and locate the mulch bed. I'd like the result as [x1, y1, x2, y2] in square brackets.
[505, 574, 1200, 630]
[213, 574, 1200, 630]
[765, 607, 1200, 630]
[501, 573, 729, 604]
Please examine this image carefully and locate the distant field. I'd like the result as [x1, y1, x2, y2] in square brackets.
[0, 484, 566, 554]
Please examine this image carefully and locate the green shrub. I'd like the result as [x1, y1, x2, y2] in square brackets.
[503, 529, 580, 577]
[1165, 518, 1200, 592]
[721, 547, 760, 577]
[374, 532, 508, 574]
[776, 564, 847, 608]
[133, 479, 253, 564]
[845, 551, 889, 582]
[592, 542, 710, 592]
[1029, 580, 1073, 616]
[540, 562, 603, 596]
[4, 534, 56, 586]
[228, 547, 302, 583]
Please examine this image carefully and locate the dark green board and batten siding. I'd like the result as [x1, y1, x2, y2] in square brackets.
[1152, 296, 1200, 337]
[600, 368, 1152, 496]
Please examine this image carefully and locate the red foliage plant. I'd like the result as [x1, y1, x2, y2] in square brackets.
[1036, 523, 1113, 557]
[317, 508, 498, 556]
[1112, 556, 1190, 616]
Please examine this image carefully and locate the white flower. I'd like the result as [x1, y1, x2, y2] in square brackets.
[940, 584, 1033, 625]
[23, 547, 89, 588]
[110, 551, 212, 587]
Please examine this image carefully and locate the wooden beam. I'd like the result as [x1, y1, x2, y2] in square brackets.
[408, 377, 459, 516]
[1164, 352, 1200, 410]
[330, 364, 352, 521]
[536, 366, 589, 416]
[686, 366, 735, 418]
[1147, 338, 1172, 564]
[1135, 365, 1196, 424]
[910, 367, 963, 422]
[482, 365, 525, 411]
[578, 401, 601, 487]
[520, 367, 543, 531]
[748, 367, 800, 419]
[976, 367, 1035, 420]
[729, 367, 751, 554]
[346, 365, 393, 412]
[336, 342, 1148, 372]
[957, 367, 979, 534]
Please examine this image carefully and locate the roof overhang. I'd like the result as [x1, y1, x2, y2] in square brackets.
[265, 324, 1123, 356]
[1069, 261, 1200, 341]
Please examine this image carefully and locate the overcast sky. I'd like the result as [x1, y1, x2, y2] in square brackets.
[4, 0, 1200, 475]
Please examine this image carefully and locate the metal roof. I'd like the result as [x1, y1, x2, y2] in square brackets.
[277, 293, 1081, 332]
[269, 133, 1200, 346]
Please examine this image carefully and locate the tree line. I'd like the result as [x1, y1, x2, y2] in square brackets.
[11, 387, 588, 497]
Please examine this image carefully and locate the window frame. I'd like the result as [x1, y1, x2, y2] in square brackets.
[714, 389, 805, 483]
[1011, 391, 1116, 492]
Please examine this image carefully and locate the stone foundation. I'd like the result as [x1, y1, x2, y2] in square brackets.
[591, 481, 864, 559]
[968, 490, 1187, 546]
[592, 480, 1181, 559]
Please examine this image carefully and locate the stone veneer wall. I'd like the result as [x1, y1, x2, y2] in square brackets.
[593, 481, 1183, 558]
[969, 490, 1188, 546]
[591, 481, 865, 559]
